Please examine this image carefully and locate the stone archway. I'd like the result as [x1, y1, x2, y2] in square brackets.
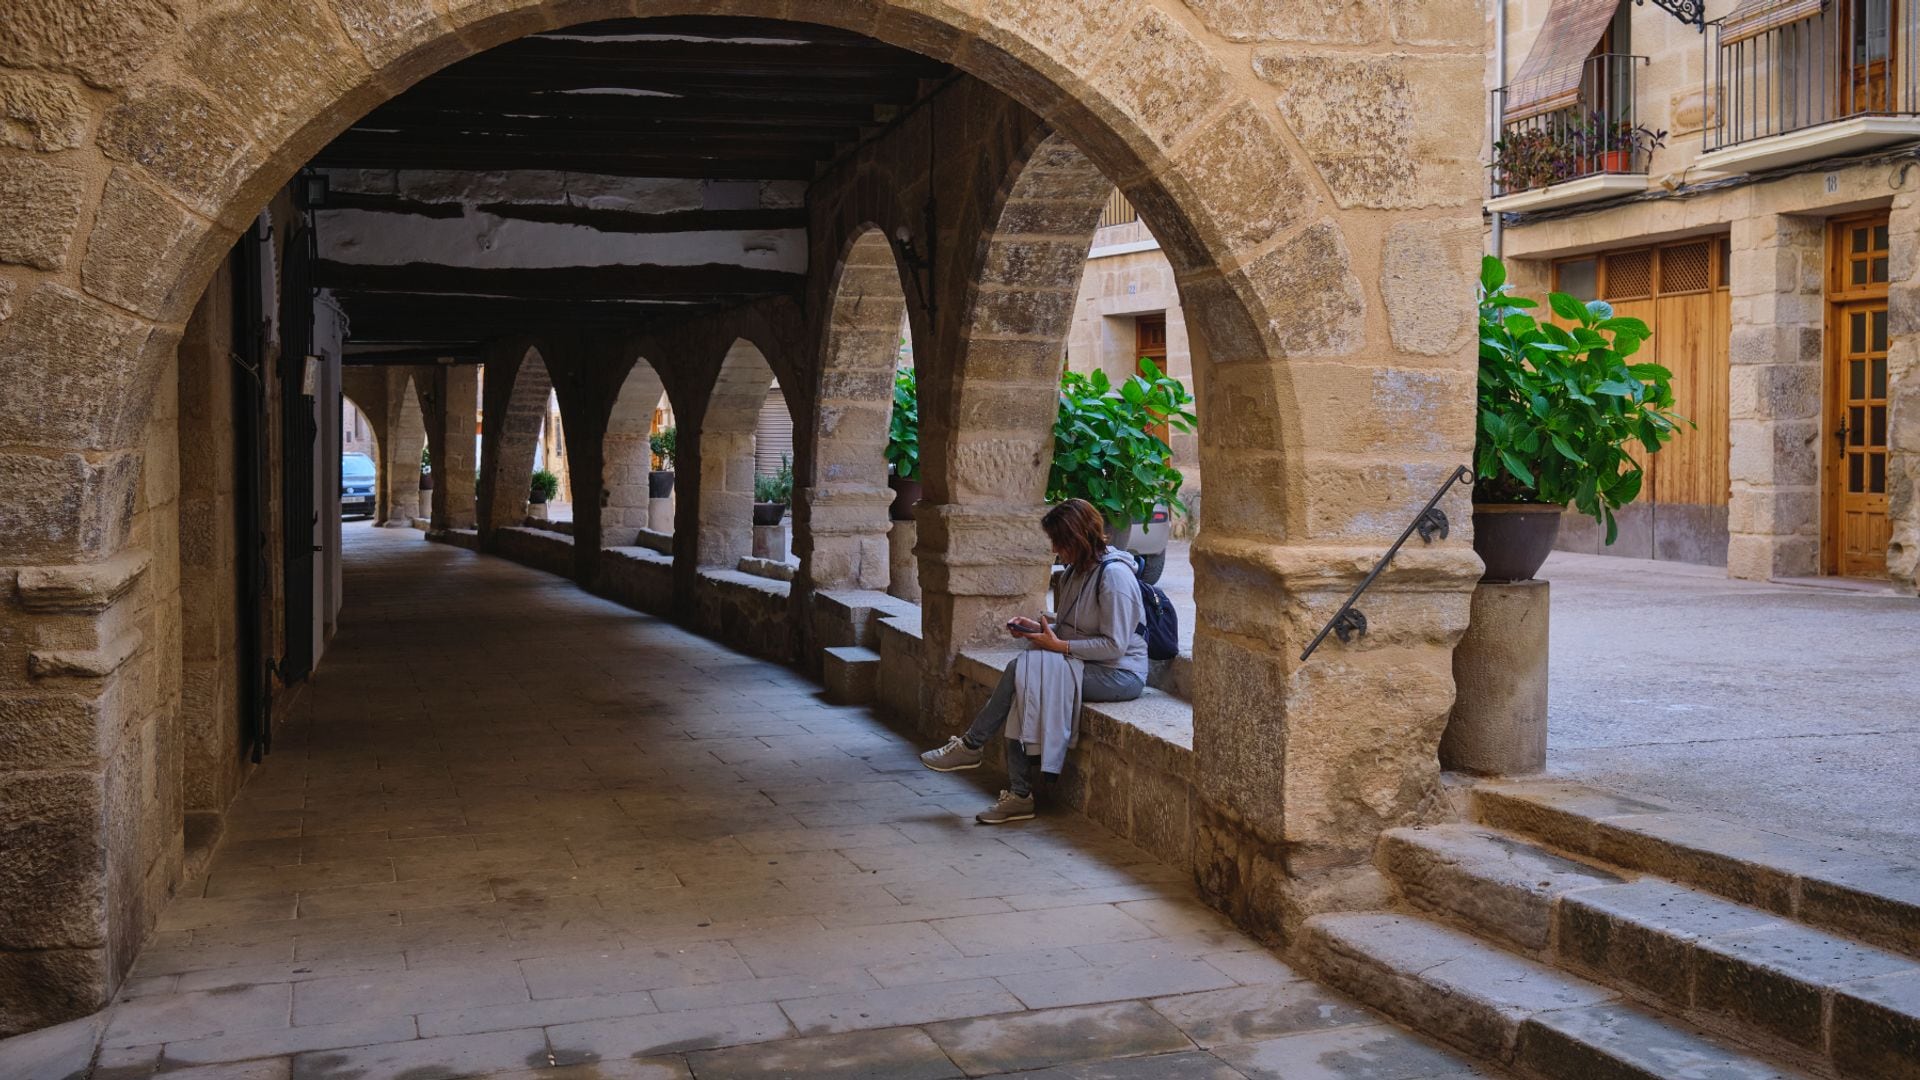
[380, 373, 426, 526]
[0, 0, 1486, 1028]
[602, 356, 668, 548]
[478, 344, 554, 536]
[696, 339, 781, 569]
[803, 227, 913, 592]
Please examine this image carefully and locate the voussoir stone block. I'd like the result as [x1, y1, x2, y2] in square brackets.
[1086, 9, 1228, 151]
[99, 83, 262, 221]
[182, 3, 373, 144]
[0, 0, 182, 89]
[328, 0, 452, 70]
[1164, 102, 1319, 260]
[0, 153, 85, 271]
[0, 73, 91, 152]
[1183, 0, 1380, 44]
[0, 284, 160, 451]
[1236, 221, 1365, 357]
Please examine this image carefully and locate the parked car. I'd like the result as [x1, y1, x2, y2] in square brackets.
[1110, 506, 1172, 584]
[341, 452, 377, 518]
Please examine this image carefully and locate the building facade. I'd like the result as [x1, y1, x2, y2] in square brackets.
[1490, 0, 1919, 587]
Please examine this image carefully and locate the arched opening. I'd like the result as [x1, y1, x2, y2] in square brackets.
[339, 393, 380, 522]
[380, 374, 426, 527]
[805, 227, 914, 593]
[479, 346, 555, 533]
[0, 1, 1490, 1042]
[602, 357, 669, 547]
[698, 339, 782, 569]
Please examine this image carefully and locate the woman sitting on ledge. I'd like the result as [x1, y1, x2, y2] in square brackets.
[919, 498, 1148, 823]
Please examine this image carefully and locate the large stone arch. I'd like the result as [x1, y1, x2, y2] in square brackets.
[0, 0, 1488, 1026]
[477, 342, 554, 537]
[803, 226, 914, 592]
[602, 356, 670, 549]
[696, 340, 782, 570]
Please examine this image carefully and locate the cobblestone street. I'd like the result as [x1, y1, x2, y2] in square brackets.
[76, 526, 1480, 1079]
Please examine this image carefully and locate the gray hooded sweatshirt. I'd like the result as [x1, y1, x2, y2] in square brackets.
[1006, 547, 1148, 773]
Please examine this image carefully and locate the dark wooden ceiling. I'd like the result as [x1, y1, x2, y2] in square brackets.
[325, 17, 949, 360]
[315, 17, 950, 179]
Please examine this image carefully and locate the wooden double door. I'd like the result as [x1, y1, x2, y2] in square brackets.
[1827, 215, 1893, 577]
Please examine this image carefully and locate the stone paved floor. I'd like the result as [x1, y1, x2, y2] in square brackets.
[90, 524, 1484, 1080]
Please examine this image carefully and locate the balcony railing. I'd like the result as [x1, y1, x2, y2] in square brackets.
[1491, 54, 1651, 199]
[1098, 188, 1138, 229]
[1707, 1, 1920, 153]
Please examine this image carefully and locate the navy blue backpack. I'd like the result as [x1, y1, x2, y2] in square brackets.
[1094, 553, 1178, 662]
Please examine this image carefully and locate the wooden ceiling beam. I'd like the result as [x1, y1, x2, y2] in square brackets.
[309, 149, 818, 180]
[318, 261, 803, 301]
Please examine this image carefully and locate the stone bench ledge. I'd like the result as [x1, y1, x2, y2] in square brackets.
[697, 567, 791, 600]
[604, 545, 672, 568]
[956, 646, 1194, 780]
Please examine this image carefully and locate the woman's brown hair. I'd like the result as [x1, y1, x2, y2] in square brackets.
[1041, 499, 1108, 574]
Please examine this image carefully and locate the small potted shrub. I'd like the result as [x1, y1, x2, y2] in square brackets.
[1474, 256, 1687, 581]
[1490, 127, 1577, 194]
[753, 455, 792, 526]
[1047, 359, 1196, 582]
[529, 468, 559, 506]
[649, 427, 676, 498]
[1578, 113, 1667, 174]
[417, 445, 434, 515]
[884, 367, 920, 521]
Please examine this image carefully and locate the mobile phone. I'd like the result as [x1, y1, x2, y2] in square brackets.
[1007, 618, 1037, 634]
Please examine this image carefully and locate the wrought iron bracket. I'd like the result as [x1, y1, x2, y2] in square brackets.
[1300, 465, 1474, 662]
[1635, 0, 1704, 31]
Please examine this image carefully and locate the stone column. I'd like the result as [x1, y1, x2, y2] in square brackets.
[1726, 212, 1825, 580]
[1886, 192, 1920, 592]
[696, 430, 756, 568]
[428, 364, 478, 531]
[380, 368, 427, 528]
[888, 519, 921, 602]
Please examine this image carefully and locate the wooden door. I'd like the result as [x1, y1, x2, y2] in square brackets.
[1136, 314, 1171, 447]
[1827, 215, 1892, 576]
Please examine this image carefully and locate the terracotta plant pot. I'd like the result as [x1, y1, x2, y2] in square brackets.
[1600, 149, 1632, 173]
[753, 502, 787, 527]
[887, 475, 922, 522]
[1471, 504, 1564, 583]
[649, 470, 675, 498]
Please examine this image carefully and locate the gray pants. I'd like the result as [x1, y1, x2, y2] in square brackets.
[963, 660, 1145, 796]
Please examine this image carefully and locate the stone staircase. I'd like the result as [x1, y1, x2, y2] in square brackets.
[1300, 780, 1920, 1079]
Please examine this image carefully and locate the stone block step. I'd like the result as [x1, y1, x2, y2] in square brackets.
[1301, 911, 1813, 1079]
[1380, 823, 1920, 1076]
[1472, 780, 1920, 958]
[822, 645, 881, 706]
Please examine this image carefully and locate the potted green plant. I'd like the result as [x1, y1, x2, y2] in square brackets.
[1474, 256, 1687, 581]
[754, 455, 792, 526]
[529, 468, 559, 506]
[1490, 127, 1579, 194]
[1577, 112, 1667, 174]
[417, 445, 434, 516]
[884, 366, 920, 521]
[649, 426, 676, 498]
[1047, 359, 1196, 581]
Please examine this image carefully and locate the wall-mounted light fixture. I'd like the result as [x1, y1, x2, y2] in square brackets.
[297, 170, 330, 210]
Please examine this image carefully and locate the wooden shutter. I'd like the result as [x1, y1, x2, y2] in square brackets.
[1720, 0, 1826, 44]
[753, 387, 793, 476]
[1505, 0, 1621, 121]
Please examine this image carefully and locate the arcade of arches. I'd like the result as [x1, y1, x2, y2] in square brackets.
[0, 0, 1485, 1036]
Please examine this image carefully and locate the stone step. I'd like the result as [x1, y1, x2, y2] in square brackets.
[822, 645, 881, 706]
[1302, 911, 1815, 1079]
[1379, 823, 1920, 1077]
[1472, 780, 1920, 959]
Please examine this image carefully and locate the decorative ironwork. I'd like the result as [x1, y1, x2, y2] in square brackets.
[1636, 0, 1704, 30]
[1300, 465, 1474, 662]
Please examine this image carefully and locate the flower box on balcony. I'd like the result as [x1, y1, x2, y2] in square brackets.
[1697, 115, 1920, 176]
[1487, 171, 1649, 214]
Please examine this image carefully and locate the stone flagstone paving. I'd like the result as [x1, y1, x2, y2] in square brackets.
[83, 525, 1487, 1079]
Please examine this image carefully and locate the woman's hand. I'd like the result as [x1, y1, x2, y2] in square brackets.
[1027, 615, 1069, 655]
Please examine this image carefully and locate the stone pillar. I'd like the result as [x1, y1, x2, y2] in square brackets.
[888, 518, 921, 602]
[1886, 192, 1920, 592]
[697, 431, 756, 567]
[429, 364, 478, 531]
[794, 486, 893, 591]
[753, 521, 788, 560]
[1442, 581, 1549, 776]
[1727, 212, 1825, 580]
[380, 368, 426, 528]
[648, 495, 674, 533]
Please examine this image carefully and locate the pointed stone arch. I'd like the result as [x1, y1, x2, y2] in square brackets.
[602, 355, 669, 548]
[803, 226, 914, 592]
[477, 341, 554, 537]
[697, 339, 782, 569]
[380, 372, 427, 527]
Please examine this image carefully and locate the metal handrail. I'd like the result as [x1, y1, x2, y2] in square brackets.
[1300, 465, 1474, 662]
